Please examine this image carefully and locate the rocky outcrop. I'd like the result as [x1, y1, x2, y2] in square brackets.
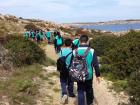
[0, 13, 71, 36]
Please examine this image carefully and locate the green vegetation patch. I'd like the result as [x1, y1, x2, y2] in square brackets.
[0, 64, 42, 105]
[91, 30, 140, 105]
[90, 35, 118, 56]
[5, 35, 46, 67]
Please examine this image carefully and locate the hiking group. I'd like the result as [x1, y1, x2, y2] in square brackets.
[24, 29, 64, 53]
[57, 34, 101, 105]
[24, 29, 55, 44]
[24, 29, 100, 105]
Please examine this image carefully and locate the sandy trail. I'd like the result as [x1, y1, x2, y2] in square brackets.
[37, 44, 128, 105]
[43, 44, 58, 61]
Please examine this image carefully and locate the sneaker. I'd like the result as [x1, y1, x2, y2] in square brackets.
[61, 95, 68, 104]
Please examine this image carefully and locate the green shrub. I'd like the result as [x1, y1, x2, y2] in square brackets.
[103, 31, 140, 79]
[0, 64, 42, 105]
[112, 80, 128, 92]
[127, 71, 140, 105]
[24, 23, 40, 31]
[100, 31, 140, 105]
[90, 35, 117, 56]
[100, 64, 112, 75]
[5, 35, 46, 67]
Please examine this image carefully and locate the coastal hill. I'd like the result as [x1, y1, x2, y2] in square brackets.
[0, 14, 68, 35]
[64, 19, 140, 26]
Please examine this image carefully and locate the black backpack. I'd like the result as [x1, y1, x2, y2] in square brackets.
[57, 51, 72, 73]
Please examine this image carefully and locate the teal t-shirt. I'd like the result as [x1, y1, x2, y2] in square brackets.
[59, 48, 72, 69]
[36, 33, 40, 39]
[31, 32, 35, 38]
[25, 31, 29, 39]
[46, 31, 51, 38]
[38, 32, 43, 39]
[56, 36, 63, 45]
[73, 38, 80, 47]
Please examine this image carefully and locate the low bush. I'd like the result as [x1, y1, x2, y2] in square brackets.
[127, 71, 140, 105]
[102, 31, 140, 79]
[5, 35, 46, 67]
[90, 35, 117, 56]
[0, 64, 42, 105]
[90, 30, 140, 104]
[24, 23, 40, 31]
[99, 31, 140, 105]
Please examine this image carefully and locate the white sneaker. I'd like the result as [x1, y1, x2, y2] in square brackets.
[61, 95, 68, 104]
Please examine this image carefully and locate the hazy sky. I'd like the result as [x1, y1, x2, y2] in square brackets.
[0, 0, 140, 23]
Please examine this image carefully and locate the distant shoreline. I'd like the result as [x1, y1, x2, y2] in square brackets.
[63, 20, 140, 33]
[64, 19, 140, 26]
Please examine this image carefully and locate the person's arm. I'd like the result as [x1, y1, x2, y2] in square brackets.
[58, 49, 62, 57]
[61, 37, 64, 45]
[54, 39, 57, 45]
[92, 51, 101, 83]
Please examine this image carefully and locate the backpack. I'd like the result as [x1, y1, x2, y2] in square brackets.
[69, 47, 90, 82]
[57, 51, 72, 73]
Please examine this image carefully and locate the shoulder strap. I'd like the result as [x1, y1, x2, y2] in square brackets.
[83, 47, 91, 57]
[75, 48, 79, 56]
[65, 52, 72, 58]
[68, 52, 73, 69]
[60, 50, 62, 56]
[76, 40, 79, 46]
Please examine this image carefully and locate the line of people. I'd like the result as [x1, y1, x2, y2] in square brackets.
[57, 34, 101, 105]
[24, 29, 55, 44]
[24, 29, 65, 54]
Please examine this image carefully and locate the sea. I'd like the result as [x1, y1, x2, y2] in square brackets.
[80, 23, 140, 32]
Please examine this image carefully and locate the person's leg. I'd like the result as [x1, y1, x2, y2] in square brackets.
[85, 80, 94, 105]
[48, 37, 50, 44]
[37, 38, 39, 43]
[77, 82, 85, 105]
[60, 73, 68, 104]
[57, 45, 61, 53]
[54, 46, 57, 53]
[55, 45, 58, 53]
[68, 76, 75, 97]
[60, 75, 67, 96]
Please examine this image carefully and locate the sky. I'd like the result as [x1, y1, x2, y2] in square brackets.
[0, 0, 140, 23]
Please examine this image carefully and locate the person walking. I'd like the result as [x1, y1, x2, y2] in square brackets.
[55, 32, 63, 53]
[46, 29, 52, 44]
[57, 38, 75, 104]
[71, 35, 101, 105]
[53, 31, 57, 51]
[24, 31, 29, 40]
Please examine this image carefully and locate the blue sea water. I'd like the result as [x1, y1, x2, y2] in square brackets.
[80, 23, 140, 32]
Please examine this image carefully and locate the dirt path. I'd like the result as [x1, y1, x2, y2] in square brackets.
[43, 44, 58, 61]
[37, 44, 128, 105]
